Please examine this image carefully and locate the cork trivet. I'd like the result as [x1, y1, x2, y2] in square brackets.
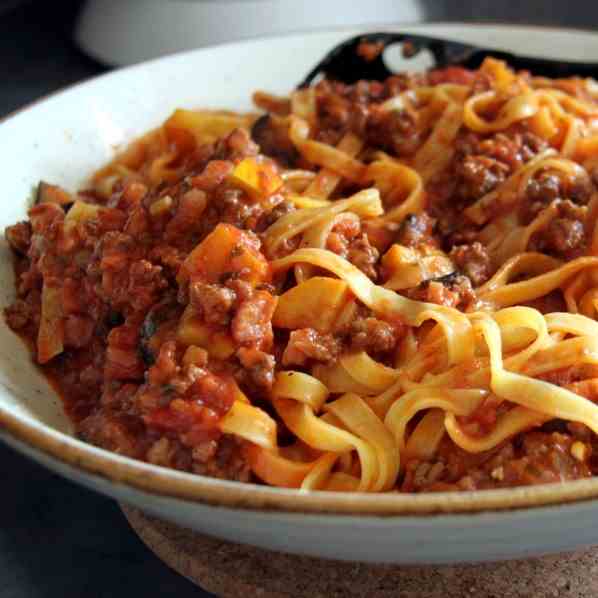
[122, 505, 598, 598]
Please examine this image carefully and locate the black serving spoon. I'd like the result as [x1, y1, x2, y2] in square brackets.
[298, 32, 598, 88]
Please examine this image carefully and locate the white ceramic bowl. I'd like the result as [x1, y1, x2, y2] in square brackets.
[4, 23, 598, 564]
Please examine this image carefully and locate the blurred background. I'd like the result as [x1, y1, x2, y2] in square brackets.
[3, 0, 598, 115]
[1, 1, 598, 597]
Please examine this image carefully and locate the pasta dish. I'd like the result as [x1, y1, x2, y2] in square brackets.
[6, 58, 598, 492]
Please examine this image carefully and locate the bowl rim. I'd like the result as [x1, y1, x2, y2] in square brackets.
[4, 18, 598, 125]
[4, 21, 598, 516]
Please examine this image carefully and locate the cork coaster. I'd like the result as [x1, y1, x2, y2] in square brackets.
[122, 505, 598, 598]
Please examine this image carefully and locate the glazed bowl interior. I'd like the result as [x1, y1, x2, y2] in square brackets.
[4, 23, 598, 517]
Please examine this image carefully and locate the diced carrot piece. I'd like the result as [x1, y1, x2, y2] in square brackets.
[178, 223, 270, 285]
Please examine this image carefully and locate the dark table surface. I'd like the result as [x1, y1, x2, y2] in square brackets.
[0, 3, 210, 597]
[3, 2, 598, 597]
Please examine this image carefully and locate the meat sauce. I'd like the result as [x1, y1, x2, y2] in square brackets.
[5, 68, 598, 490]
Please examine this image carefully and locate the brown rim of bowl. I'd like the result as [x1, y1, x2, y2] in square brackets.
[5, 402, 598, 516]
[4, 22, 598, 516]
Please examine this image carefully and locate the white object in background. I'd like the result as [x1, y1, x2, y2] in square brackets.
[75, 0, 423, 66]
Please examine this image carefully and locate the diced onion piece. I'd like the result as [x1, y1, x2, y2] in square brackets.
[182, 345, 209, 367]
[37, 283, 64, 364]
[149, 195, 173, 217]
[382, 244, 454, 291]
[177, 306, 236, 359]
[273, 276, 351, 333]
[64, 200, 101, 233]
